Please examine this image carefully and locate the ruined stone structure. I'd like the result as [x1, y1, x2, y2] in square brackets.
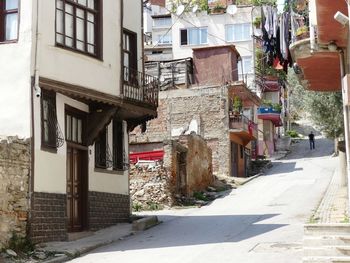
[130, 134, 213, 208]
[0, 137, 30, 248]
[130, 86, 230, 177]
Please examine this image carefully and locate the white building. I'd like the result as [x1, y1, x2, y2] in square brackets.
[170, 5, 255, 88]
[0, 0, 158, 243]
[143, 0, 173, 61]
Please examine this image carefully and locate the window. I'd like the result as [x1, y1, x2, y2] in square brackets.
[65, 111, 84, 145]
[237, 56, 253, 76]
[56, 0, 100, 56]
[95, 128, 107, 168]
[180, 27, 207, 46]
[41, 91, 57, 149]
[155, 33, 172, 45]
[226, 23, 251, 42]
[0, 0, 19, 42]
[123, 29, 137, 82]
[153, 17, 172, 28]
[113, 119, 124, 170]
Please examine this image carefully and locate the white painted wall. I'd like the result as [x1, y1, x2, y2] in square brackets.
[124, 0, 143, 72]
[36, 0, 122, 96]
[34, 93, 128, 195]
[171, 7, 254, 87]
[0, 0, 33, 138]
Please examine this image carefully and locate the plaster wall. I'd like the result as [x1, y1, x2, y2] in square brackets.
[0, 0, 33, 138]
[36, 0, 122, 96]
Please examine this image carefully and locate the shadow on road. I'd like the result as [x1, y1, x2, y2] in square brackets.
[91, 214, 287, 253]
[264, 162, 303, 175]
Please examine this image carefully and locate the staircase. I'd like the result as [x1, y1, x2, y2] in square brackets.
[303, 224, 350, 263]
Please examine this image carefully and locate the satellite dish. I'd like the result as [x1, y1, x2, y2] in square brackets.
[176, 4, 185, 16]
[226, 5, 237, 15]
[192, 4, 198, 13]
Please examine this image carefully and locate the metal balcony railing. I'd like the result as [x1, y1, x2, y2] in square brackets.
[229, 113, 258, 139]
[257, 106, 281, 114]
[123, 66, 159, 108]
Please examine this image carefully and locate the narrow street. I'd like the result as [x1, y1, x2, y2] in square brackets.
[70, 137, 336, 263]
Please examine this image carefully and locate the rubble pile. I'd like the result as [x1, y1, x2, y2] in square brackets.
[130, 164, 175, 210]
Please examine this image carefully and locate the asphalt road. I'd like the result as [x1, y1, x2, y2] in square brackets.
[70, 137, 336, 263]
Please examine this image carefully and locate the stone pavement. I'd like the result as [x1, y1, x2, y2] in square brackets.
[313, 163, 348, 224]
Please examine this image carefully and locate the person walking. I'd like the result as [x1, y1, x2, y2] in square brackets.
[308, 131, 315, 150]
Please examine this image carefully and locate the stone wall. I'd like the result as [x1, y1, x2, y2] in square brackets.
[179, 134, 213, 195]
[130, 87, 230, 177]
[0, 137, 30, 248]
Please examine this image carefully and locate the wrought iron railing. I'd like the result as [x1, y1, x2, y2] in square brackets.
[123, 66, 159, 108]
[229, 113, 258, 139]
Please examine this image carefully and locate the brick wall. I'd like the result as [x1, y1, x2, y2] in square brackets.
[88, 191, 130, 231]
[0, 137, 30, 248]
[130, 87, 231, 177]
[29, 192, 67, 244]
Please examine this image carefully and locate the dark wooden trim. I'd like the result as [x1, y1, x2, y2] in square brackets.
[120, 0, 124, 96]
[40, 90, 58, 150]
[39, 77, 157, 113]
[0, 0, 20, 43]
[94, 167, 124, 175]
[65, 104, 88, 146]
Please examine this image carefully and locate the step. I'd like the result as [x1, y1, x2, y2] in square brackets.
[304, 246, 350, 257]
[304, 236, 350, 247]
[303, 256, 350, 263]
[305, 224, 350, 236]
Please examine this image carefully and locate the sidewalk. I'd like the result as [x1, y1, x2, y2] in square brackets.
[312, 163, 348, 223]
[37, 216, 159, 263]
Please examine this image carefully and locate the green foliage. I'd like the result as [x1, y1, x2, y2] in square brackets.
[132, 202, 143, 212]
[261, 99, 282, 112]
[286, 130, 299, 138]
[168, 0, 208, 13]
[6, 232, 34, 254]
[193, 192, 209, 201]
[288, 71, 344, 139]
[252, 0, 277, 6]
[253, 16, 262, 28]
[233, 96, 243, 113]
[146, 202, 162, 211]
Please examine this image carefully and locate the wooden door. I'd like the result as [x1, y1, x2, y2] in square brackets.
[231, 142, 238, 177]
[67, 146, 87, 232]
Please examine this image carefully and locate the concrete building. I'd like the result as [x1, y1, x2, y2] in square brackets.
[143, 0, 173, 61]
[170, 3, 255, 88]
[0, 0, 159, 245]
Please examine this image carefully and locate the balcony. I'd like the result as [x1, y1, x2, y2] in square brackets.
[257, 106, 282, 126]
[229, 113, 258, 145]
[123, 66, 159, 109]
[289, 0, 346, 92]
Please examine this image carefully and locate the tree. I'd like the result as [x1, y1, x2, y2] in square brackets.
[288, 71, 344, 140]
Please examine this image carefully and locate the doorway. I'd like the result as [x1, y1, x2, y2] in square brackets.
[65, 107, 88, 232]
[231, 142, 238, 177]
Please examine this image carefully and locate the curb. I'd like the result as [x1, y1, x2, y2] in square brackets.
[239, 173, 263, 185]
[42, 216, 160, 263]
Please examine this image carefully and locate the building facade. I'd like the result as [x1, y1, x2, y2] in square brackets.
[0, 0, 159, 244]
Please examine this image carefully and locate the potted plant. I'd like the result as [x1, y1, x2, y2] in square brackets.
[212, 3, 226, 14]
[253, 17, 262, 29]
[233, 96, 243, 114]
[296, 25, 309, 40]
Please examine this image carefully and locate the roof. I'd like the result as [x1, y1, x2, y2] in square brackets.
[192, 45, 241, 59]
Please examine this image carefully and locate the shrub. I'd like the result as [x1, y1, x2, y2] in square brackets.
[287, 130, 299, 138]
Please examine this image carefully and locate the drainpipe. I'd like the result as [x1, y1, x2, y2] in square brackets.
[34, 0, 41, 96]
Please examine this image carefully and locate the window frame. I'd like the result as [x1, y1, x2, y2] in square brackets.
[0, 0, 20, 43]
[94, 127, 107, 169]
[180, 27, 208, 46]
[65, 106, 86, 146]
[55, 0, 102, 58]
[225, 23, 251, 42]
[238, 56, 253, 76]
[41, 90, 58, 152]
[112, 119, 124, 171]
